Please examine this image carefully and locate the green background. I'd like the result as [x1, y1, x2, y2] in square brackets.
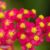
[4, 0, 50, 50]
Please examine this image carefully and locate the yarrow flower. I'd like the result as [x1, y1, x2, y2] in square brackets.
[1, 19, 14, 29]
[35, 15, 47, 32]
[21, 42, 35, 50]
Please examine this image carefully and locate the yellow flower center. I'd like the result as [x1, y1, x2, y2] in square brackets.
[20, 34, 26, 39]
[20, 23, 26, 28]
[17, 14, 22, 19]
[31, 27, 37, 33]
[32, 9, 36, 14]
[39, 22, 45, 28]
[26, 43, 32, 49]
[0, 12, 4, 18]
[24, 9, 29, 14]
[48, 32, 50, 37]
[0, 48, 3, 50]
[5, 20, 10, 26]
[1, 5, 6, 10]
[34, 35, 39, 41]
[0, 32, 4, 38]
[9, 11, 14, 17]
[8, 31, 14, 37]
[48, 22, 50, 26]
[39, 15, 44, 20]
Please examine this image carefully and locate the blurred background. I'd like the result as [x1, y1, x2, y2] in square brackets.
[4, 0, 50, 50]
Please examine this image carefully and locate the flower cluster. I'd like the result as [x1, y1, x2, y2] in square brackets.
[0, 1, 50, 50]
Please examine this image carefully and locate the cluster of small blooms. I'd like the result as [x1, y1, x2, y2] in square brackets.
[0, 1, 50, 50]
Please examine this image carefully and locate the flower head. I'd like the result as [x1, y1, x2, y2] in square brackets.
[0, 1, 6, 10]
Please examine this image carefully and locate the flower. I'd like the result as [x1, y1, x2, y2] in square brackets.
[19, 8, 31, 19]
[16, 21, 26, 31]
[36, 16, 46, 32]
[0, 1, 6, 10]
[5, 8, 18, 20]
[21, 42, 35, 50]
[31, 34, 43, 46]
[17, 31, 29, 45]
[31, 9, 36, 18]
[26, 25, 41, 36]
[2, 28, 16, 45]
[6, 29, 16, 39]
[0, 12, 5, 19]
[1, 19, 14, 29]
[46, 30, 50, 42]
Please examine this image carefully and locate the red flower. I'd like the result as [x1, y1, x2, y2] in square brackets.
[30, 9, 36, 18]
[17, 31, 29, 45]
[21, 42, 35, 50]
[26, 25, 41, 36]
[1, 19, 14, 29]
[36, 15, 46, 32]
[5, 8, 18, 20]
[31, 34, 43, 46]
[46, 17, 50, 30]
[46, 30, 50, 42]
[5, 29, 17, 45]
[22, 8, 31, 19]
